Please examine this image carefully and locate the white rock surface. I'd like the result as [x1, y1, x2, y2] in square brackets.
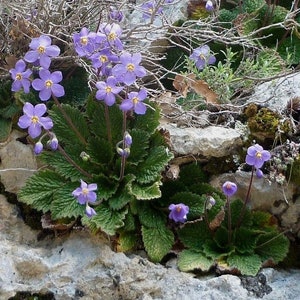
[162, 123, 243, 157]
[1, 194, 300, 300]
[247, 72, 300, 111]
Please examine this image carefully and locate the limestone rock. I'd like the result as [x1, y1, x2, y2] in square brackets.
[162, 123, 243, 157]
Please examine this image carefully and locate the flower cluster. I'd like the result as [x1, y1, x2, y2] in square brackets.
[10, 35, 64, 154]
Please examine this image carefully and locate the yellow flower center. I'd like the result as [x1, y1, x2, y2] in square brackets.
[199, 54, 205, 60]
[132, 97, 139, 104]
[127, 63, 135, 72]
[105, 86, 112, 93]
[45, 80, 53, 88]
[256, 152, 262, 158]
[38, 45, 45, 54]
[176, 206, 182, 212]
[100, 55, 108, 63]
[108, 32, 116, 41]
[31, 116, 39, 124]
[82, 188, 89, 195]
[16, 73, 22, 81]
[80, 37, 88, 45]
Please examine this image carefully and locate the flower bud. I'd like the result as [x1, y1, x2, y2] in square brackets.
[34, 141, 43, 155]
[124, 131, 132, 147]
[49, 136, 58, 150]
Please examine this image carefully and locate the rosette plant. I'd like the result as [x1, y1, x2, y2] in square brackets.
[15, 23, 176, 261]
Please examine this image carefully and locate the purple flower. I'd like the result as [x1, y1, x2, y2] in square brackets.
[72, 179, 98, 205]
[189, 45, 216, 70]
[112, 52, 146, 86]
[164, 0, 174, 3]
[168, 203, 189, 223]
[9, 59, 32, 93]
[205, 0, 214, 11]
[18, 102, 53, 139]
[117, 147, 130, 158]
[32, 69, 65, 101]
[246, 144, 271, 169]
[73, 27, 105, 57]
[34, 141, 43, 155]
[49, 136, 58, 150]
[141, 1, 163, 19]
[85, 204, 97, 218]
[99, 23, 123, 50]
[256, 168, 264, 179]
[109, 7, 124, 22]
[24, 35, 60, 69]
[124, 131, 132, 147]
[95, 76, 123, 106]
[120, 89, 147, 114]
[89, 48, 118, 70]
[222, 181, 237, 197]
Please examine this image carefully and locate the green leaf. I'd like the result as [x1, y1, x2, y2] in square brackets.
[109, 189, 134, 210]
[135, 146, 173, 184]
[129, 180, 162, 200]
[117, 231, 137, 252]
[18, 170, 66, 213]
[142, 225, 174, 262]
[178, 249, 214, 272]
[0, 117, 11, 142]
[87, 136, 114, 165]
[214, 226, 230, 249]
[51, 183, 86, 219]
[179, 163, 208, 186]
[94, 174, 119, 200]
[178, 222, 211, 250]
[229, 199, 252, 229]
[40, 151, 84, 181]
[251, 210, 275, 230]
[82, 202, 127, 235]
[137, 201, 166, 228]
[50, 104, 89, 146]
[234, 227, 257, 254]
[255, 231, 290, 264]
[202, 240, 227, 260]
[227, 253, 262, 276]
[126, 128, 150, 164]
[170, 192, 206, 219]
[122, 208, 136, 232]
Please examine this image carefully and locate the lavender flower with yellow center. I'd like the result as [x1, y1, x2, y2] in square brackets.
[222, 181, 237, 197]
[95, 76, 123, 106]
[32, 69, 65, 101]
[99, 23, 123, 50]
[189, 45, 216, 70]
[24, 35, 60, 69]
[112, 52, 146, 85]
[168, 203, 189, 223]
[141, 1, 163, 19]
[72, 179, 98, 205]
[18, 102, 53, 139]
[246, 144, 271, 169]
[120, 89, 147, 114]
[9, 59, 32, 93]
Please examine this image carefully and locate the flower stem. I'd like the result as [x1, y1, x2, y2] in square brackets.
[227, 196, 232, 245]
[104, 104, 112, 144]
[237, 167, 255, 228]
[52, 95, 87, 146]
[119, 111, 127, 182]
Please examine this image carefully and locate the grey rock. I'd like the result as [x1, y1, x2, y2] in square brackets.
[162, 123, 243, 157]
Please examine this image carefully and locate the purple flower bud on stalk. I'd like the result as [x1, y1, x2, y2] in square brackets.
[168, 203, 189, 223]
[34, 141, 43, 155]
[189, 45, 216, 70]
[9, 59, 32, 93]
[18, 102, 53, 139]
[85, 204, 97, 218]
[205, 0, 214, 11]
[222, 181, 237, 197]
[256, 168, 264, 179]
[32, 69, 65, 101]
[49, 136, 58, 150]
[72, 179, 98, 205]
[246, 144, 271, 169]
[24, 35, 60, 69]
[124, 132, 132, 147]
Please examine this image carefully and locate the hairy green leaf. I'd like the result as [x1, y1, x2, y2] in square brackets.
[0, 117, 11, 142]
[129, 180, 162, 200]
[137, 201, 166, 228]
[135, 146, 173, 184]
[227, 253, 262, 276]
[178, 222, 211, 250]
[234, 227, 257, 254]
[142, 225, 174, 262]
[87, 136, 114, 165]
[82, 202, 127, 235]
[117, 231, 137, 252]
[18, 170, 66, 213]
[255, 231, 290, 264]
[178, 249, 214, 272]
[94, 174, 119, 200]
